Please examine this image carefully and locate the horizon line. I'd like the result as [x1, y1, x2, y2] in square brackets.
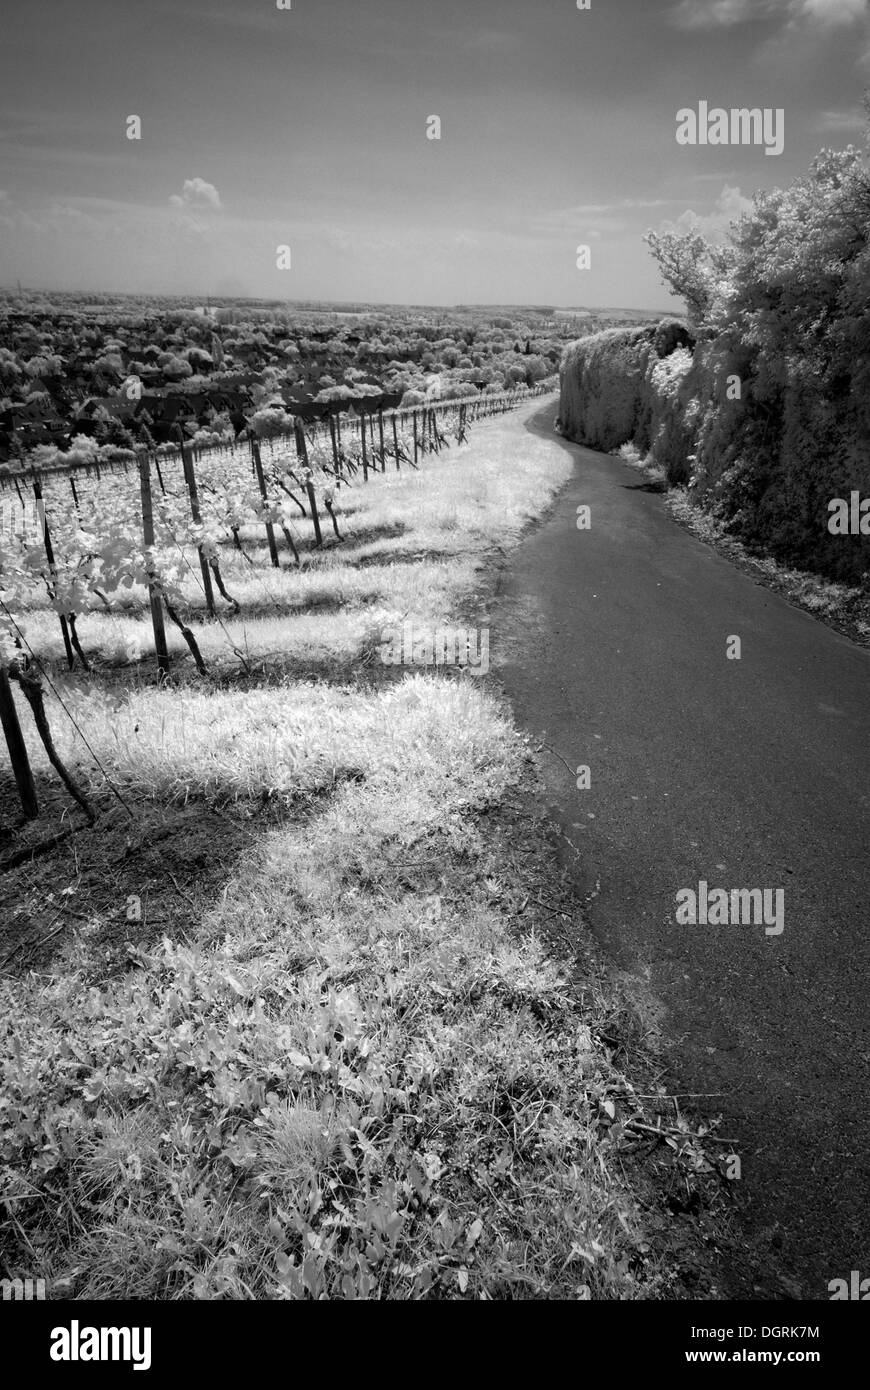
[0, 286, 679, 317]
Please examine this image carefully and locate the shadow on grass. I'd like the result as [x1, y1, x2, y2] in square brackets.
[0, 774, 351, 980]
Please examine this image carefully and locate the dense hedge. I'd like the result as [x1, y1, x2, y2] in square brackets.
[559, 139, 870, 586]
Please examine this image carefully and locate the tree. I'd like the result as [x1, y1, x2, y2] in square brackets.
[250, 406, 295, 438]
[642, 229, 729, 324]
[161, 354, 193, 381]
[639, 111, 870, 581]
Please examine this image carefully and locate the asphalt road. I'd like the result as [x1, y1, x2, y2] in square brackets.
[491, 402, 870, 1299]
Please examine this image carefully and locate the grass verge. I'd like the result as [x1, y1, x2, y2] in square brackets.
[615, 443, 870, 649]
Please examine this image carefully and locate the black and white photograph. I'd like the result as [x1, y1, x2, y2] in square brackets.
[0, 0, 868, 1349]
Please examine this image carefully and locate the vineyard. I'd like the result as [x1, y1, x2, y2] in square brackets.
[0, 384, 727, 1305]
[0, 382, 556, 821]
[2, 384, 672, 1304]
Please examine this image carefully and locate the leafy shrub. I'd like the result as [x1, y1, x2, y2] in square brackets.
[560, 124, 870, 583]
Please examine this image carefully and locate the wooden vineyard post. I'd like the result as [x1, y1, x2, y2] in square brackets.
[293, 417, 309, 470]
[328, 415, 342, 484]
[369, 413, 379, 471]
[377, 411, 386, 471]
[31, 477, 74, 671]
[251, 437, 280, 568]
[412, 410, 418, 464]
[178, 432, 216, 618]
[391, 414, 401, 471]
[291, 417, 321, 546]
[0, 664, 38, 819]
[138, 452, 171, 682]
[304, 474, 323, 547]
[358, 410, 369, 482]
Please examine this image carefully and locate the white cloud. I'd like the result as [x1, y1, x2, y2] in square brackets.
[668, 0, 760, 29]
[169, 177, 222, 210]
[658, 185, 755, 242]
[813, 106, 867, 130]
[571, 198, 675, 213]
[530, 198, 680, 238]
[797, 0, 867, 24]
[669, 0, 867, 27]
[48, 201, 86, 219]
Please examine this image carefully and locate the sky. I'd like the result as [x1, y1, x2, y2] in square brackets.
[0, 0, 868, 310]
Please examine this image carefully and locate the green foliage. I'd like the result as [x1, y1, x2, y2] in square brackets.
[250, 405, 296, 438]
[559, 326, 658, 452]
[563, 125, 870, 584]
[642, 231, 729, 326]
[0, 895, 642, 1299]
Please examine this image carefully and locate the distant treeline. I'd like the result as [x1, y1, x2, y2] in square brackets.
[1, 301, 587, 462]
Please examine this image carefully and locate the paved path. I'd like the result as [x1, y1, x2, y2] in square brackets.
[491, 403, 870, 1298]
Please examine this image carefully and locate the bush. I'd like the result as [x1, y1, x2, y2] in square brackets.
[250, 407, 296, 439]
[560, 123, 870, 584]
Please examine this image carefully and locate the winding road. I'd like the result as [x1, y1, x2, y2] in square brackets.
[491, 401, 870, 1299]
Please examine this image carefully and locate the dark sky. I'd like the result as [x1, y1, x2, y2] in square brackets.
[0, 0, 867, 307]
